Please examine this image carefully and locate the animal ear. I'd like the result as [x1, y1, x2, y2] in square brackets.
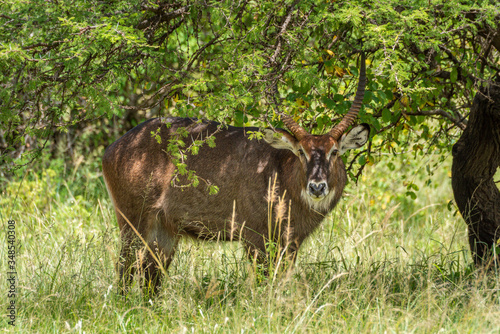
[263, 129, 299, 154]
[339, 123, 370, 155]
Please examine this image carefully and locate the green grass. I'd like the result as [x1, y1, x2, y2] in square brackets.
[2, 152, 500, 333]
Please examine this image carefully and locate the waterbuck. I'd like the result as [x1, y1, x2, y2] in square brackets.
[102, 54, 370, 293]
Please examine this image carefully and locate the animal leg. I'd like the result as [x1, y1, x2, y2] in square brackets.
[117, 227, 141, 295]
[142, 233, 179, 296]
[139, 212, 180, 295]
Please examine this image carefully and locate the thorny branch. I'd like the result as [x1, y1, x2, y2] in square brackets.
[2, 1, 499, 174]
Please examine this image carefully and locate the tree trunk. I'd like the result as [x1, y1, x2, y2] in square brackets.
[452, 85, 500, 264]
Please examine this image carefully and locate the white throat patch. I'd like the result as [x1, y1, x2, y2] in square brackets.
[300, 188, 337, 212]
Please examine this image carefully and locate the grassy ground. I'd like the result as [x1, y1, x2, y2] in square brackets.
[2, 150, 500, 333]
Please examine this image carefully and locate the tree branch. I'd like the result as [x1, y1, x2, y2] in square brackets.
[405, 109, 467, 130]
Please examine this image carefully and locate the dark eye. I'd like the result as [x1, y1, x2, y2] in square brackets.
[299, 149, 306, 157]
[331, 149, 339, 155]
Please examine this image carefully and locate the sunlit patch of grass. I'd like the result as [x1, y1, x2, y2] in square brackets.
[1, 153, 500, 332]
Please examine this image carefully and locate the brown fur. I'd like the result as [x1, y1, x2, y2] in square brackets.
[102, 117, 355, 293]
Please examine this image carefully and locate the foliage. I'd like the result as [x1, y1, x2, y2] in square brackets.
[1, 0, 499, 175]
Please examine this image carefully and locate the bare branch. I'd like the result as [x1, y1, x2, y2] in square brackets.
[136, 5, 190, 30]
[405, 109, 467, 130]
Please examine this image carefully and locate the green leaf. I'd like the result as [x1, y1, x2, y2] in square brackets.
[382, 108, 391, 123]
[209, 185, 219, 195]
[405, 191, 417, 200]
[450, 67, 458, 83]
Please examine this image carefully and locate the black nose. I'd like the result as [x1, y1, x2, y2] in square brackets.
[309, 182, 327, 197]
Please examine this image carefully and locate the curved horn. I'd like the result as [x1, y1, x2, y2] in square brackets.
[329, 52, 366, 140]
[280, 113, 309, 140]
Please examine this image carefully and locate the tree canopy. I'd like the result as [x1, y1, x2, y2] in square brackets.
[1, 0, 499, 175]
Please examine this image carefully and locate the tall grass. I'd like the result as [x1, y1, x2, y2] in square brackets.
[1, 152, 500, 333]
